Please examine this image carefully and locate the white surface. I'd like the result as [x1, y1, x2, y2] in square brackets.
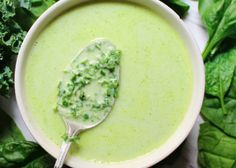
[0, 0, 207, 167]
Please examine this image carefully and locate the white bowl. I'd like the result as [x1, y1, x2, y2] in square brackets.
[15, 0, 205, 167]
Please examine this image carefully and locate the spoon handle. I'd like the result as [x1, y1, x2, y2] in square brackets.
[54, 126, 79, 168]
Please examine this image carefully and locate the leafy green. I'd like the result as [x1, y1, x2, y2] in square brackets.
[21, 0, 56, 18]
[23, 154, 54, 168]
[0, 0, 57, 98]
[201, 48, 236, 138]
[199, 0, 236, 60]
[0, 109, 40, 167]
[232, 162, 236, 168]
[198, 123, 236, 168]
[0, 109, 70, 167]
[0, 0, 18, 22]
[161, 0, 190, 17]
[0, 20, 26, 53]
[0, 141, 44, 167]
[198, 1, 236, 167]
[205, 47, 236, 114]
[228, 71, 236, 99]
[0, 67, 14, 98]
[0, 109, 58, 168]
[201, 97, 236, 138]
[0, 108, 24, 143]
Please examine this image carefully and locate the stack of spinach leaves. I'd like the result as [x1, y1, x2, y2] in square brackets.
[0, 109, 56, 168]
[198, 0, 236, 167]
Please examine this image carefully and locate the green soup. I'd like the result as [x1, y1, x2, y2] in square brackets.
[24, 1, 193, 163]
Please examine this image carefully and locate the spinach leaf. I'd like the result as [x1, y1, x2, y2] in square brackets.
[228, 70, 236, 99]
[199, 0, 236, 60]
[22, 0, 56, 18]
[232, 161, 236, 168]
[199, 0, 231, 38]
[23, 155, 55, 168]
[0, 109, 44, 167]
[202, 48, 236, 138]
[0, 109, 58, 168]
[161, 0, 190, 17]
[201, 97, 236, 138]
[0, 141, 44, 168]
[198, 123, 236, 168]
[0, 108, 24, 143]
[205, 47, 236, 114]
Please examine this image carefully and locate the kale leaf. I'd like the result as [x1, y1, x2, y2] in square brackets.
[0, 0, 57, 98]
[0, 67, 14, 98]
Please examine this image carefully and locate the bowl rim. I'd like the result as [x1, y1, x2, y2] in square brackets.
[15, 0, 205, 167]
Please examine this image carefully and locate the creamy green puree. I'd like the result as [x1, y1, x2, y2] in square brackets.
[24, 1, 193, 163]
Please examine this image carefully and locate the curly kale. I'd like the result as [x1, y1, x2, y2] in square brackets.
[0, 0, 57, 98]
[0, 67, 13, 98]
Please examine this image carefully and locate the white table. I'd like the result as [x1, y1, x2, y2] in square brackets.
[0, 1, 207, 167]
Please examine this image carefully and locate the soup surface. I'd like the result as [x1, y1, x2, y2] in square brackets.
[24, 1, 193, 163]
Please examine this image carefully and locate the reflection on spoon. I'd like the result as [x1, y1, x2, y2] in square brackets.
[54, 39, 121, 168]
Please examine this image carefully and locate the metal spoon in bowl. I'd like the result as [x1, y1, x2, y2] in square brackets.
[54, 39, 121, 168]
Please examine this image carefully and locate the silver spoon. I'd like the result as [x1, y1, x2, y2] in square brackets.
[54, 116, 109, 168]
[54, 39, 120, 168]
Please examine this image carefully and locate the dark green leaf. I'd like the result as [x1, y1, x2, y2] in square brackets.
[199, 0, 231, 38]
[13, 8, 35, 31]
[23, 155, 54, 168]
[205, 47, 236, 114]
[0, 0, 18, 21]
[0, 66, 14, 98]
[199, 0, 236, 59]
[19, 0, 57, 18]
[0, 141, 39, 162]
[0, 108, 24, 143]
[201, 97, 236, 138]
[0, 20, 26, 53]
[227, 66, 236, 99]
[0, 0, 56, 97]
[198, 123, 236, 168]
[232, 161, 236, 168]
[161, 0, 190, 17]
[0, 140, 46, 168]
[0, 110, 57, 167]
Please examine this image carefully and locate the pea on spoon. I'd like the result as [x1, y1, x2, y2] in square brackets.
[54, 39, 121, 168]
